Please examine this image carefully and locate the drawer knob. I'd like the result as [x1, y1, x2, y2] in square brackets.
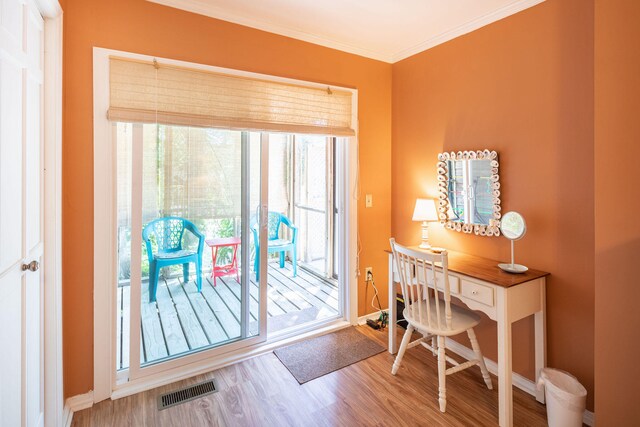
[472, 290, 478, 295]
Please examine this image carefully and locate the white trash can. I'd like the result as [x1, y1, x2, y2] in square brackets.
[537, 368, 587, 427]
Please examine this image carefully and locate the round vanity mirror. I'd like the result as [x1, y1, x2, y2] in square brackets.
[498, 211, 528, 273]
[501, 211, 527, 240]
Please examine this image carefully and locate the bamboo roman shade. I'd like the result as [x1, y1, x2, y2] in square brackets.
[108, 57, 355, 136]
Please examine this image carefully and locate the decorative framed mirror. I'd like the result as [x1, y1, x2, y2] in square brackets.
[437, 150, 501, 236]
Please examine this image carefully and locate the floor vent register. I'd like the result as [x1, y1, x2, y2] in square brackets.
[158, 379, 219, 410]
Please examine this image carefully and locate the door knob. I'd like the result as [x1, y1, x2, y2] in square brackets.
[22, 260, 39, 272]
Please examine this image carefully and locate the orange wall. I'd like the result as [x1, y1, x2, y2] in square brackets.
[391, 0, 595, 410]
[62, 0, 392, 398]
[594, 0, 640, 424]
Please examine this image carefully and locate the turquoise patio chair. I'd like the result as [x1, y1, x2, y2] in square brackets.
[143, 217, 204, 303]
[251, 212, 298, 281]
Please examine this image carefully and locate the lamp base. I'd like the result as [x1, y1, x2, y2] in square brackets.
[419, 221, 432, 249]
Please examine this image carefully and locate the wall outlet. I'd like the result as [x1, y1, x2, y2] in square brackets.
[364, 267, 373, 279]
[365, 194, 373, 208]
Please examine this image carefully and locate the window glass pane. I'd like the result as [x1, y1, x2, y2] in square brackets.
[117, 123, 258, 368]
[268, 134, 290, 215]
[294, 135, 328, 275]
[115, 123, 132, 371]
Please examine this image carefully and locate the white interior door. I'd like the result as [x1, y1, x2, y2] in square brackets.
[0, 0, 45, 425]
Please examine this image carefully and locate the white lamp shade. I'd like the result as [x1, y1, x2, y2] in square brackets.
[412, 198, 438, 222]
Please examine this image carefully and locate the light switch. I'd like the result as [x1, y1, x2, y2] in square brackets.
[365, 194, 373, 208]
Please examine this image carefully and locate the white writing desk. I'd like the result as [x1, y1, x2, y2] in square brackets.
[386, 247, 549, 427]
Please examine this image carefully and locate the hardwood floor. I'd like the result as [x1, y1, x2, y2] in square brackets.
[74, 326, 549, 426]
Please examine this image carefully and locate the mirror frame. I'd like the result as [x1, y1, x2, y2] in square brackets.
[437, 149, 502, 236]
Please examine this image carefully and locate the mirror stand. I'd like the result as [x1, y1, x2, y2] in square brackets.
[498, 240, 528, 273]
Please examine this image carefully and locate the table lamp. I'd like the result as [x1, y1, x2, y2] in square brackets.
[412, 198, 438, 249]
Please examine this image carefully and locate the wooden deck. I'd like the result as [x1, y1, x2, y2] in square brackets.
[116, 262, 339, 369]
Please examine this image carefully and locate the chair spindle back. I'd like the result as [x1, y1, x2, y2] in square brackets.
[389, 238, 452, 331]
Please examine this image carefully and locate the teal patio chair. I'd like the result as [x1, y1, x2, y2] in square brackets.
[251, 212, 298, 281]
[143, 217, 204, 303]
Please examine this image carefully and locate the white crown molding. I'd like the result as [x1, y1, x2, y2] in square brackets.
[147, 0, 546, 64]
[391, 0, 546, 62]
[148, 0, 393, 62]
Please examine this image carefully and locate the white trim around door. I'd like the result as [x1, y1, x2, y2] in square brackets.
[92, 47, 116, 403]
[39, 0, 64, 426]
[92, 47, 359, 402]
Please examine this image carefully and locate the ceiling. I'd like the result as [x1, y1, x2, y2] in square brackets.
[149, 0, 545, 63]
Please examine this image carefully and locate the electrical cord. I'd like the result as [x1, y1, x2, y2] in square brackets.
[369, 273, 383, 313]
[354, 137, 362, 280]
[365, 271, 388, 329]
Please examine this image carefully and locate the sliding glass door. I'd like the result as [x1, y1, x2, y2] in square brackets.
[117, 124, 268, 379]
[114, 124, 345, 380]
[293, 136, 336, 279]
[94, 50, 357, 399]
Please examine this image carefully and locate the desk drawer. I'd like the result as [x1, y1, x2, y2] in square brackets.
[461, 279, 494, 307]
[394, 269, 460, 295]
[433, 273, 460, 295]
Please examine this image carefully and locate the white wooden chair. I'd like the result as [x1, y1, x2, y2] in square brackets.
[389, 238, 493, 412]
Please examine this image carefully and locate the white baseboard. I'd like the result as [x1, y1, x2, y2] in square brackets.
[357, 311, 383, 325]
[62, 391, 94, 427]
[583, 410, 595, 426]
[445, 339, 595, 426]
[61, 406, 72, 427]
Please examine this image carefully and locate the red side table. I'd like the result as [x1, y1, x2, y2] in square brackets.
[206, 237, 241, 286]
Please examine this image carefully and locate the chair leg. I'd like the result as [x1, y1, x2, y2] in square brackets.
[195, 259, 202, 292]
[292, 246, 297, 277]
[149, 262, 158, 303]
[392, 325, 414, 375]
[437, 335, 447, 412]
[468, 328, 493, 390]
[431, 336, 438, 357]
[183, 263, 190, 284]
[279, 251, 285, 268]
